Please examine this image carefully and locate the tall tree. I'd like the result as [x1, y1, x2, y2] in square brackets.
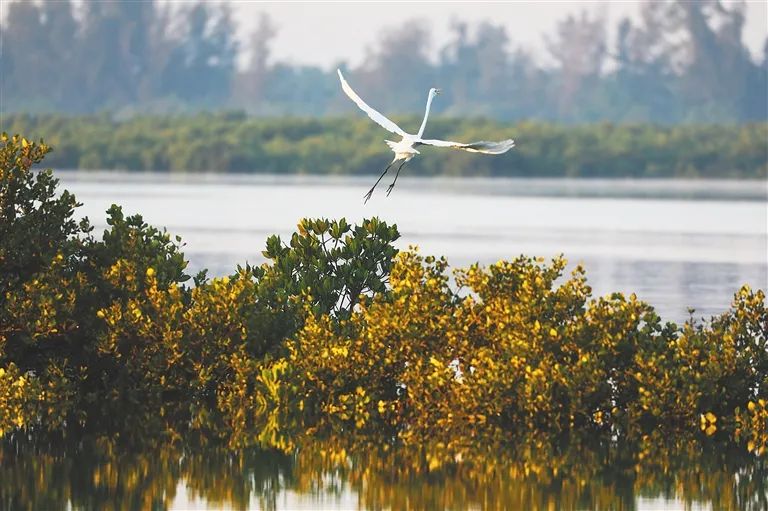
[608, 6, 681, 123]
[77, 1, 158, 110]
[1, 1, 50, 111]
[546, 11, 607, 120]
[39, 1, 80, 109]
[160, 3, 238, 105]
[357, 21, 434, 114]
[439, 22, 525, 118]
[676, 0, 766, 121]
[234, 13, 278, 113]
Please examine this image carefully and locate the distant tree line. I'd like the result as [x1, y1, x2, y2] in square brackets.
[1, 0, 766, 123]
[6, 114, 766, 178]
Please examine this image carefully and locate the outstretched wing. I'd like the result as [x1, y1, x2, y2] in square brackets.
[415, 138, 515, 155]
[337, 69, 407, 137]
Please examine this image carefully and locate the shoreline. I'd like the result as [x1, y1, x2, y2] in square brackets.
[55, 170, 768, 201]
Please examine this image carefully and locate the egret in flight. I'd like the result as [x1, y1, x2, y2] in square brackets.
[337, 69, 515, 203]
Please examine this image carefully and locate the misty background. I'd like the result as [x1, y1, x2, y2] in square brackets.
[2, 0, 767, 123]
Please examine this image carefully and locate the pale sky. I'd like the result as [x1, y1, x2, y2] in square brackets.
[230, 1, 768, 68]
[1, 1, 765, 66]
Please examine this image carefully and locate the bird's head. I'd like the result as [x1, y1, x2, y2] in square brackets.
[430, 87, 441, 97]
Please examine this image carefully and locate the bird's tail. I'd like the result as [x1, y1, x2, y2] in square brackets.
[385, 140, 398, 151]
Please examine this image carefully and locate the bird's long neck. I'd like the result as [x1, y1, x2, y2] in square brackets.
[416, 92, 435, 138]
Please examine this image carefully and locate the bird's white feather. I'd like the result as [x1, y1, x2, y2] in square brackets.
[415, 138, 515, 155]
[337, 69, 407, 137]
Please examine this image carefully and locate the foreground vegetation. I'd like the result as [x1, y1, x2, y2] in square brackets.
[6, 115, 768, 178]
[1, 135, 767, 460]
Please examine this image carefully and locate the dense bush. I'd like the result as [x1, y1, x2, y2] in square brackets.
[0, 134, 766, 457]
[5, 115, 767, 178]
[254, 252, 767, 452]
[0, 133, 399, 433]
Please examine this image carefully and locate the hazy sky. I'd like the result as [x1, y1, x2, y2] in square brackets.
[232, 1, 768, 68]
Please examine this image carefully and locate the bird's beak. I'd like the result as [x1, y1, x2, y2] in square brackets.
[435, 89, 442, 95]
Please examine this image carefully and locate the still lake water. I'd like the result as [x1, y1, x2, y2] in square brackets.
[8, 172, 762, 510]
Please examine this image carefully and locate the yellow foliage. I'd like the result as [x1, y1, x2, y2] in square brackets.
[254, 250, 767, 449]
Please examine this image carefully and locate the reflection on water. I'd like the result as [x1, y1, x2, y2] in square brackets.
[2, 426, 766, 511]
[58, 172, 767, 323]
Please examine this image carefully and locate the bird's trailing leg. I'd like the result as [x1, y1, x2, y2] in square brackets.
[363, 161, 394, 204]
[386, 160, 408, 196]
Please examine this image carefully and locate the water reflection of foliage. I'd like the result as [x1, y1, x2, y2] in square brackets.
[0, 423, 295, 511]
[2, 426, 766, 511]
[296, 431, 768, 511]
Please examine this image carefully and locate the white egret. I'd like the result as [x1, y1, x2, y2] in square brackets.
[337, 69, 515, 203]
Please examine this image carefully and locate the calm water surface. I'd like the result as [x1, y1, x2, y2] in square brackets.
[4, 430, 764, 511]
[16, 172, 764, 510]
